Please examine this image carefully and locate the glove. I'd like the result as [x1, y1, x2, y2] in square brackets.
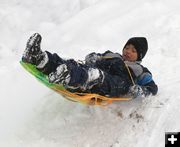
[129, 85, 145, 98]
[85, 52, 101, 65]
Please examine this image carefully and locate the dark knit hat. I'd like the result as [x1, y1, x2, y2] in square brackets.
[124, 37, 148, 61]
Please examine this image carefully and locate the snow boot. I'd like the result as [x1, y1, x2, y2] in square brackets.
[22, 33, 43, 65]
[48, 63, 71, 87]
[83, 67, 104, 90]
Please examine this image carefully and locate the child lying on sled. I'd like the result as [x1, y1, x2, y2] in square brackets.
[22, 33, 158, 98]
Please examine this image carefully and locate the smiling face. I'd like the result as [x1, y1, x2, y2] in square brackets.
[122, 44, 138, 62]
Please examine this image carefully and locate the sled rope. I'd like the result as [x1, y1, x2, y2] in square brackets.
[125, 63, 135, 85]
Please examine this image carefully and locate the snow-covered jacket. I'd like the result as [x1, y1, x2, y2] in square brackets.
[85, 50, 158, 97]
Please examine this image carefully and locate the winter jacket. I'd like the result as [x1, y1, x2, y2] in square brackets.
[85, 50, 158, 97]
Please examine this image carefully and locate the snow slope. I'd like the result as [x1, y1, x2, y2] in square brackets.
[0, 0, 180, 146]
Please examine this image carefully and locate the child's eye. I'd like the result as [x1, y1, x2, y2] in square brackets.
[125, 47, 129, 50]
[132, 49, 137, 53]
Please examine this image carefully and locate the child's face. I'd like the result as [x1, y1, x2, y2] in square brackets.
[122, 44, 138, 62]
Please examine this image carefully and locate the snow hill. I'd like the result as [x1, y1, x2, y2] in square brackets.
[0, 0, 180, 146]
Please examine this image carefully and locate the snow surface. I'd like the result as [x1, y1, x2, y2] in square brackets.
[0, 0, 180, 146]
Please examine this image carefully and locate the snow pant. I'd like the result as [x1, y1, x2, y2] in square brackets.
[37, 51, 131, 97]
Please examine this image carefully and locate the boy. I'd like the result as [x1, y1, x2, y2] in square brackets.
[22, 33, 158, 98]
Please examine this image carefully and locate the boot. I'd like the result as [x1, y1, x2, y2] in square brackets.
[48, 64, 71, 86]
[83, 67, 104, 90]
[22, 33, 43, 65]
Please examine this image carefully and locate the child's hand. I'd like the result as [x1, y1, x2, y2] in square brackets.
[129, 85, 145, 98]
[85, 52, 101, 64]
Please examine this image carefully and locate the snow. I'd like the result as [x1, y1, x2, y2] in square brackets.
[0, 0, 180, 146]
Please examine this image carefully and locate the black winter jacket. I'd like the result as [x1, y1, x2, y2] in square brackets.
[85, 50, 158, 97]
